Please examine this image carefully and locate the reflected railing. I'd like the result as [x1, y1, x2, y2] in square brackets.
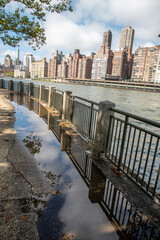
[8, 93, 160, 240]
[1, 79, 160, 203]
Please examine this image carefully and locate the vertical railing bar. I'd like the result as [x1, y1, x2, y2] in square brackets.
[127, 127, 136, 174]
[123, 125, 131, 170]
[122, 199, 128, 226]
[115, 191, 121, 218]
[118, 196, 124, 223]
[136, 132, 147, 182]
[112, 119, 119, 162]
[89, 103, 93, 140]
[141, 135, 153, 186]
[152, 164, 160, 197]
[115, 121, 122, 163]
[108, 117, 115, 158]
[104, 179, 109, 203]
[118, 116, 129, 170]
[147, 138, 159, 191]
[108, 184, 113, 209]
[131, 129, 141, 177]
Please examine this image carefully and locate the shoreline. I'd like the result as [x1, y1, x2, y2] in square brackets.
[2, 77, 160, 93]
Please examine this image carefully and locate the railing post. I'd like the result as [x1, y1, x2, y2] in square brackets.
[93, 100, 115, 158]
[18, 81, 23, 93]
[62, 91, 72, 121]
[60, 127, 71, 151]
[29, 83, 34, 97]
[89, 163, 106, 203]
[0, 79, 4, 88]
[39, 85, 45, 101]
[48, 86, 55, 108]
[8, 80, 13, 90]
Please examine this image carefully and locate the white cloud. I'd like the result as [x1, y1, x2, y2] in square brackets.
[1, 0, 160, 60]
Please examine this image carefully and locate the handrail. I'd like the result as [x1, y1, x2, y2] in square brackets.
[111, 107, 160, 128]
[74, 95, 99, 106]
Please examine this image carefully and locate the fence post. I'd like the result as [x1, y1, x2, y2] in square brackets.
[8, 80, 13, 90]
[93, 100, 115, 158]
[48, 86, 55, 108]
[39, 85, 45, 101]
[62, 91, 72, 121]
[0, 79, 4, 88]
[18, 81, 23, 93]
[29, 83, 34, 97]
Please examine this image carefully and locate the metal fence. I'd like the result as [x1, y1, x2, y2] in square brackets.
[33, 84, 40, 99]
[23, 83, 29, 95]
[0, 78, 160, 203]
[50, 90, 63, 114]
[67, 96, 99, 143]
[41, 87, 49, 103]
[106, 108, 160, 201]
[13, 81, 19, 92]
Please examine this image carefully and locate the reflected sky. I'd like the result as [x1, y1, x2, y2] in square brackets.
[10, 95, 160, 240]
[12, 102, 119, 240]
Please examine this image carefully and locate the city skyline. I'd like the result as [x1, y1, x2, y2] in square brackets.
[0, 0, 159, 64]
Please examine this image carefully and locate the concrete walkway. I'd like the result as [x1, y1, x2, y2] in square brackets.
[0, 90, 52, 240]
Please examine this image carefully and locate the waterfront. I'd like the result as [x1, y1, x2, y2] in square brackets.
[8, 93, 160, 239]
[20, 79, 160, 122]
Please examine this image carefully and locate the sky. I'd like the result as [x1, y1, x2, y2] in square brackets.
[0, 0, 160, 64]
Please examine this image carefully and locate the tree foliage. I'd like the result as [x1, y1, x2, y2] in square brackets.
[0, 0, 73, 49]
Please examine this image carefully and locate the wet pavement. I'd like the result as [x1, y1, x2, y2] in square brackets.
[0, 90, 52, 239]
[0, 89, 160, 240]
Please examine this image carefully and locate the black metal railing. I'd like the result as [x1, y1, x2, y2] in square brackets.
[41, 87, 49, 103]
[33, 84, 40, 99]
[0, 78, 160, 203]
[67, 96, 99, 143]
[106, 108, 160, 201]
[50, 90, 63, 114]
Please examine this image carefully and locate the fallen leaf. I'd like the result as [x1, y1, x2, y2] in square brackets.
[20, 216, 28, 221]
[51, 190, 57, 195]
[153, 218, 159, 222]
[1, 185, 8, 190]
[3, 213, 12, 220]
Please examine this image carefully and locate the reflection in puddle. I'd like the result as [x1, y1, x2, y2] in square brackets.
[8, 93, 160, 240]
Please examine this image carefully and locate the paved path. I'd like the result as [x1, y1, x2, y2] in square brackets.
[0, 90, 52, 240]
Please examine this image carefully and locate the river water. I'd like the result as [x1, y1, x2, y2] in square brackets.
[20, 79, 160, 122]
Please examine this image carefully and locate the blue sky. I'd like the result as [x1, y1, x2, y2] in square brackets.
[0, 0, 160, 64]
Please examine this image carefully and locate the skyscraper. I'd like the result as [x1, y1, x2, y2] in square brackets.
[91, 30, 113, 79]
[119, 26, 135, 53]
[24, 54, 34, 72]
[103, 30, 112, 49]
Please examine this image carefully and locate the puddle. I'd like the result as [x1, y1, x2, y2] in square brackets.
[8, 93, 160, 240]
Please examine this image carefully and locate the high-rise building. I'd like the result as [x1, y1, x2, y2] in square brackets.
[48, 57, 59, 78]
[52, 50, 64, 63]
[103, 30, 112, 49]
[112, 50, 128, 79]
[78, 56, 92, 79]
[31, 58, 48, 78]
[24, 54, 34, 72]
[68, 49, 82, 78]
[4, 55, 12, 68]
[131, 45, 160, 83]
[57, 61, 68, 78]
[91, 30, 113, 79]
[119, 26, 135, 53]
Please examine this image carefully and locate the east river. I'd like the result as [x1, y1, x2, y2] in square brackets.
[22, 79, 160, 122]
